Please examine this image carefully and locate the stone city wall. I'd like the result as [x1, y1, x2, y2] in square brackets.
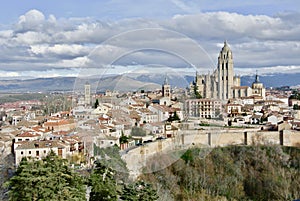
[122, 128, 300, 179]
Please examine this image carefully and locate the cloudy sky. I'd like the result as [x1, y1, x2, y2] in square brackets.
[0, 0, 300, 79]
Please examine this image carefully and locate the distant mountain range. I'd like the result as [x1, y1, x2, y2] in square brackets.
[241, 73, 300, 88]
[0, 76, 162, 93]
[0, 73, 298, 93]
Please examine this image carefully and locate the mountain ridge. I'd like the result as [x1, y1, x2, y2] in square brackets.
[0, 73, 298, 93]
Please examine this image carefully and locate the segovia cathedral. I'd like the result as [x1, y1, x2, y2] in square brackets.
[190, 41, 265, 101]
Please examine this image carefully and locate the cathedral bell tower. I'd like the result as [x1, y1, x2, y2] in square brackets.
[217, 40, 234, 100]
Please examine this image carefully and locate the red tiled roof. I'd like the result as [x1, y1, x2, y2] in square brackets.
[44, 119, 74, 126]
[17, 132, 40, 138]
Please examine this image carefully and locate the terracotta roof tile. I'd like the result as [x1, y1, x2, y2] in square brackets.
[17, 132, 40, 138]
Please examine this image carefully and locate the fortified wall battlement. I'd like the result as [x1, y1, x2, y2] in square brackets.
[122, 129, 300, 179]
[181, 129, 300, 147]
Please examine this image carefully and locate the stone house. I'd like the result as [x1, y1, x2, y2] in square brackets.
[43, 118, 75, 132]
[14, 137, 84, 166]
[14, 140, 66, 166]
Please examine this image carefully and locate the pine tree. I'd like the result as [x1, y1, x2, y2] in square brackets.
[94, 99, 99, 108]
[5, 151, 86, 201]
[120, 181, 158, 201]
[89, 160, 118, 201]
[193, 84, 202, 99]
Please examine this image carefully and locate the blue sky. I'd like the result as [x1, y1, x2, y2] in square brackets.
[1, 0, 298, 23]
[0, 0, 300, 79]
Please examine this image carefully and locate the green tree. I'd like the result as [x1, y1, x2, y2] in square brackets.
[119, 132, 129, 144]
[193, 84, 202, 99]
[93, 145, 129, 182]
[120, 181, 158, 201]
[290, 90, 300, 100]
[89, 160, 118, 201]
[94, 99, 99, 108]
[167, 111, 180, 122]
[131, 126, 147, 136]
[5, 151, 86, 201]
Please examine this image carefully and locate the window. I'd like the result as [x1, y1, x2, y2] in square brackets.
[21, 151, 23, 155]
[29, 151, 31, 155]
[44, 150, 46, 154]
[36, 151, 39, 156]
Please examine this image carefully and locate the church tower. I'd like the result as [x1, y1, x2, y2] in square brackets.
[217, 40, 234, 100]
[84, 81, 91, 106]
[162, 76, 171, 98]
[252, 71, 265, 99]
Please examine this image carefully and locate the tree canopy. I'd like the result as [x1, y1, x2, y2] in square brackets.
[131, 126, 147, 136]
[120, 180, 158, 201]
[167, 111, 180, 122]
[290, 90, 300, 100]
[5, 146, 159, 201]
[89, 160, 118, 201]
[94, 99, 99, 109]
[193, 84, 202, 99]
[141, 145, 300, 200]
[5, 151, 86, 201]
[89, 147, 158, 201]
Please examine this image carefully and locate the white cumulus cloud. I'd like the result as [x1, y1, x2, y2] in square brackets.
[0, 9, 300, 79]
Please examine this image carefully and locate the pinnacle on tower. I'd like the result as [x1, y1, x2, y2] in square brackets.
[255, 70, 260, 83]
[164, 75, 169, 85]
[221, 40, 231, 53]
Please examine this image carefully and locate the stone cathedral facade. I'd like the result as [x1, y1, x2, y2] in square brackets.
[191, 41, 265, 101]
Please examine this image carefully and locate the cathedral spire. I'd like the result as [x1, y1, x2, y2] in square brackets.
[164, 75, 169, 85]
[255, 70, 260, 83]
[224, 40, 228, 46]
[221, 40, 231, 53]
